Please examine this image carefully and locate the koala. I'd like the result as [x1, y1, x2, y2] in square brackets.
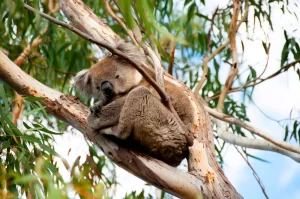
[74, 41, 195, 166]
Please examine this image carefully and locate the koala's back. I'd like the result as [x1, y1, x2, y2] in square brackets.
[118, 86, 188, 166]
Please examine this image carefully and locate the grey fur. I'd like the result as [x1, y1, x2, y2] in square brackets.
[75, 42, 194, 166]
[87, 87, 187, 166]
[114, 40, 146, 65]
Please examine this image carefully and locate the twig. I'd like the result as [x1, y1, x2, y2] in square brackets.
[234, 146, 269, 199]
[23, 4, 172, 109]
[207, 59, 300, 101]
[206, 106, 300, 154]
[168, 39, 175, 75]
[104, 0, 139, 47]
[217, 0, 240, 112]
[194, 8, 218, 94]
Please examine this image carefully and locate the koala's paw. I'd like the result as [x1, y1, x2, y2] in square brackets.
[89, 104, 102, 117]
[87, 113, 100, 130]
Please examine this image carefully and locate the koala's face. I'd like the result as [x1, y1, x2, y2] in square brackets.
[74, 56, 143, 103]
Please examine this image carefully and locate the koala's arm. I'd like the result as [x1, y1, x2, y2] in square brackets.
[108, 87, 187, 141]
[87, 96, 126, 130]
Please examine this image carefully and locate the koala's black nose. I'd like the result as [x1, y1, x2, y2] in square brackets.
[101, 81, 114, 97]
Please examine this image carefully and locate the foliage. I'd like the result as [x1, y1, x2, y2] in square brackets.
[0, 0, 299, 198]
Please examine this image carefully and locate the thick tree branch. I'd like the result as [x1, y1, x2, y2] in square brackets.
[206, 106, 300, 154]
[215, 119, 300, 163]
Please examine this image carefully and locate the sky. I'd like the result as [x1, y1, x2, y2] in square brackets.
[52, 0, 300, 198]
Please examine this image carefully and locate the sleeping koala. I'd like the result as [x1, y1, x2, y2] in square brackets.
[74, 41, 195, 166]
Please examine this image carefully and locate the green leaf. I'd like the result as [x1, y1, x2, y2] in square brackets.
[17, 150, 25, 161]
[44, 161, 59, 174]
[2, 141, 10, 149]
[24, 106, 46, 117]
[21, 135, 41, 144]
[195, 13, 210, 21]
[262, 41, 269, 54]
[118, 0, 135, 29]
[249, 66, 257, 80]
[40, 144, 59, 157]
[280, 40, 290, 67]
[32, 123, 63, 135]
[184, 0, 193, 6]
[15, 175, 38, 183]
[187, 3, 196, 23]
[284, 126, 289, 141]
[289, 121, 298, 141]
[247, 153, 270, 163]
[24, 96, 44, 102]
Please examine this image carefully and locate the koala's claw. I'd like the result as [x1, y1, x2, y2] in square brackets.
[90, 105, 101, 117]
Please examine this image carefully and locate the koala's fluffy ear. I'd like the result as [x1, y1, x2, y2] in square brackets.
[74, 69, 93, 97]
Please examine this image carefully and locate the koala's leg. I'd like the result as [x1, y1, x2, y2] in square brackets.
[87, 96, 126, 130]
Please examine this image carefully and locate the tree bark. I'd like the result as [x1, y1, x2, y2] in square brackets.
[0, 0, 242, 198]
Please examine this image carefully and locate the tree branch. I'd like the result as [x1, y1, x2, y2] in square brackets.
[217, 0, 240, 112]
[215, 119, 300, 163]
[206, 106, 300, 154]
[207, 0, 248, 63]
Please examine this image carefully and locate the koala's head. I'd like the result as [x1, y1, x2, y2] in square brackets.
[74, 41, 146, 103]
